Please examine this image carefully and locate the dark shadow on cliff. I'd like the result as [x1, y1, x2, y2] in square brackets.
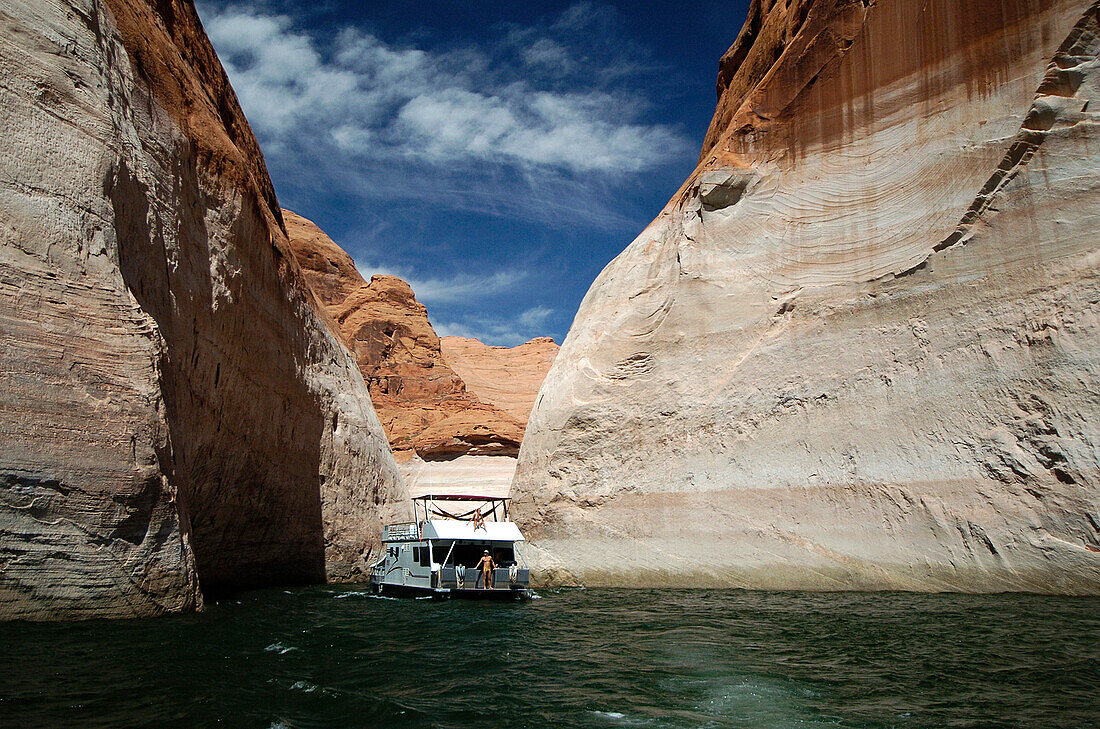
[113, 141, 327, 599]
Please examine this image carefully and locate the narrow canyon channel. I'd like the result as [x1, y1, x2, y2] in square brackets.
[2, 0, 1099, 726]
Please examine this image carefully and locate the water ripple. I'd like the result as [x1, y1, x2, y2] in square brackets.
[0, 588, 1096, 729]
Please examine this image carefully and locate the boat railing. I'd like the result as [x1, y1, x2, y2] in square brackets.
[438, 566, 530, 589]
[382, 522, 418, 541]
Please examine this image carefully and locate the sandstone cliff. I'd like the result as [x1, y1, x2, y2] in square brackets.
[441, 336, 559, 424]
[513, 0, 1100, 593]
[408, 336, 558, 499]
[282, 211, 526, 460]
[0, 0, 407, 620]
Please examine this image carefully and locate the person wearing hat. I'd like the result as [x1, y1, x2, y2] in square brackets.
[476, 549, 496, 589]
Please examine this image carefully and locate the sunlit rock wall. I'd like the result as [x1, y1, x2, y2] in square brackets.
[441, 336, 559, 425]
[0, 0, 406, 620]
[400, 454, 518, 500]
[513, 0, 1100, 593]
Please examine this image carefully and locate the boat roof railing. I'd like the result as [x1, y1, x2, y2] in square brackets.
[412, 494, 512, 523]
[412, 494, 511, 501]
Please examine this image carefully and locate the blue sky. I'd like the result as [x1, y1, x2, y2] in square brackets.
[194, 1, 749, 345]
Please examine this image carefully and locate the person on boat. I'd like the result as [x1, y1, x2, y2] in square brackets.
[476, 550, 496, 589]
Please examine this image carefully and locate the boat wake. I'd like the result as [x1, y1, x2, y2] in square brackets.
[333, 591, 395, 601]
[588, 709, 651, 726]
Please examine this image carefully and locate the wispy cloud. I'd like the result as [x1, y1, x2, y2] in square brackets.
[197, 2, 691, 224]
[354, 260, 554, 345]
[195, 1, 696, 347]
[434, 313, 554, 348]
[356, 263, 527, 306]
[517, 305, 553, 328]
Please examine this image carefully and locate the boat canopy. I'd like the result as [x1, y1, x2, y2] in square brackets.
[412, 494, 513, 523]
[421, 519, 524, 542]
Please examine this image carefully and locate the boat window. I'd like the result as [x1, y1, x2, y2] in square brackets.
[433, 541, 454, 565]
[411, 546, 431, 567]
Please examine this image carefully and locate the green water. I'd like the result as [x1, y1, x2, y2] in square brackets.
[0, 588, 1096, 729]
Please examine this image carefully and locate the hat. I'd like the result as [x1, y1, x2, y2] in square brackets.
[484, 550, 490, 554]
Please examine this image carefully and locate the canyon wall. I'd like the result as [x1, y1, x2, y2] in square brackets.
[0, 0, 406, 620]
[513, 0, 1100, 592]
[441, 336, 559, 424]
[284, 212, 560, 495]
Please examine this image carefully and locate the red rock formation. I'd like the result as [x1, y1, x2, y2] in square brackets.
[283, 211, 527, 459]
[284, 211, 366, 305]
[441, 337, 559, 424]
[0, 0, 406, 620]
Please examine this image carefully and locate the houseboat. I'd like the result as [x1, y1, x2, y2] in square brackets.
[369, 494, 534, 600]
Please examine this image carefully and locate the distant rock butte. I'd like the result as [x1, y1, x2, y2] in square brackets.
[441, 337, 559, 424]
[513, 0, 1100, 593]
[0, 0, 407, 620]
[282, 211, 527, 460]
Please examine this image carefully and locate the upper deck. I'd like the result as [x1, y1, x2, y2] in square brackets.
[382, 494, 525, 543]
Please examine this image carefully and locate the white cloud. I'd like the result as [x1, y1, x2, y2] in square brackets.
[199, 4, 689, 176]
[433, 315, 551, 347]
[355, 263, 527, 305]
[406, 271, 527, 305]
[397, 89, 519, 162]
[521, 38, 572, 71]
[518, 305, 553, 328]
[394, 87, 683, 173]
[330, 124, 374, 152]
[553, 1, 617, 33]
[206, 11, 360, 136]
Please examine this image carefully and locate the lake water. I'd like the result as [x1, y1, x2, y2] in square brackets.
[1, 587, 1096, 728]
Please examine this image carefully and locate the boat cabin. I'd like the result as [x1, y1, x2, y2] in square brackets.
[369, 494, 533, 600]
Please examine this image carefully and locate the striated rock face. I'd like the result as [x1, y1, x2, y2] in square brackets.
[441, 337, 559, 424]
[514, 0, 1100, 593]
[401, 454, 518, 499]
[0, 0, 406, 620]
[282, 212, 526, 460]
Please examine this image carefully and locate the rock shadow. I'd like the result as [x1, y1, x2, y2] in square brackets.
[113, 141, 327, 599]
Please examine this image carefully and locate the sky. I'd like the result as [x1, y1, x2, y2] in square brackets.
[194, 1, 750, 346]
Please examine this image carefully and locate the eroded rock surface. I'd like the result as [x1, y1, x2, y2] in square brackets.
[441, 336, 559, 424]
[282, 211, 526, 460]
[513, 0, 1100, 593]
[401, 454, 518, 500]
[0, 0, 406, 620]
